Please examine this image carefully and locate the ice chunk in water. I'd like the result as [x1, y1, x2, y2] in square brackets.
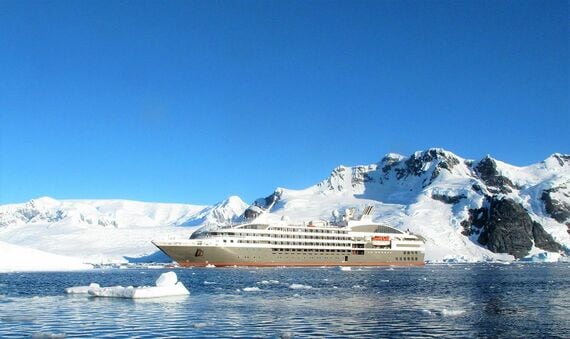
[66, 272, 190, 299]
[89, 282, 189, 299]
[289, 284, 312, 289]
[65, 283, 100, 294]
[155, 271, 177, 287]
[242, 287, 260, 292]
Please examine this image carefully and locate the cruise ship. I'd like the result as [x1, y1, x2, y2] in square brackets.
[152, 207, 425, 267]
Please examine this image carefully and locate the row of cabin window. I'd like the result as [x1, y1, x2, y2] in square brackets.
[272, 248, 350, 253]
[403, 251, 420, 255]
[217, 233, 351, 240]
[396, 257, 419, 261]
[269, 228, 347, 234]
[237, 240, 350, 246]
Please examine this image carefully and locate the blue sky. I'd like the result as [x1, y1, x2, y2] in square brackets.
[0, 0, 568, 205]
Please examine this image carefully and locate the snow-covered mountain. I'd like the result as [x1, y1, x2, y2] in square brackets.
[246, 149, 570, 262]
[0, 196, 248, 264]
[1, 148, 569, 268]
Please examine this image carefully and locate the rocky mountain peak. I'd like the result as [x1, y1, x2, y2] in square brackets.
[474, 156, 516, 194]
[380, 153, 405, 165]
[548, 154, 570, 167]
[403, 148, 461, 178]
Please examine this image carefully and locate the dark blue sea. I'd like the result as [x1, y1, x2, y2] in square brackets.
[1, 263, 569, 338]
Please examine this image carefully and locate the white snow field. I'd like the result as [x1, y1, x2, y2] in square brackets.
[0, 240, 93, 272]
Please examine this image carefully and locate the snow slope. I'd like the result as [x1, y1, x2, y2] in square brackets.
[0, 240, 93, 272]
[0, 149, 568, 267]
[0, 196, 248, 266]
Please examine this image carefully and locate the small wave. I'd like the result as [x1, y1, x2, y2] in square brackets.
[258, 280, 279, 285]
[203, 281, 216, 285]
[31, 332, 66, 339]
[441, 309, 466, 317]
[289, 284, 312, 289]
[242, 287, 261, 292]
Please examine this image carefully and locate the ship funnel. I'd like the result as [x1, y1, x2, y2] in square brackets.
[363, 205, 374, 216]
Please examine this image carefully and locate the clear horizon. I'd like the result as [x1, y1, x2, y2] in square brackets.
[1, 0, 568, 205]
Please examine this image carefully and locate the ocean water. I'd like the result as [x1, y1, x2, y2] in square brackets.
[0, 263, 569, 338]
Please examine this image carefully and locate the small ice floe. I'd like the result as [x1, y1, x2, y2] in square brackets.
[289, 284, 312, 289]
[352, 285, 366, 289]
[205, 264, 216, 268]
[242, 287, 260, 292]
[258, 280, 279, 285]
[441, 309, 466, 317]
[78, 272, 190, 299]
[203, 281, 216, 285]
[339, 266, 351, 271]
[421, 308, 465, 317]
[65, 283, 100, 294]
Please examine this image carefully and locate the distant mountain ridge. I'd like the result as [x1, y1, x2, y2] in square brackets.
[1, 148, 569, 263]
[0, 196, 247, 229]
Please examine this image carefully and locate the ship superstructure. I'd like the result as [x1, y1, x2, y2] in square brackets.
[152, 207, 425, 267]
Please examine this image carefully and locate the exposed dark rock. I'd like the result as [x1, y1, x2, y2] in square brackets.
[532, 222, 562, 252]
[471, 183, 485, 194]
[318, 166, 347, 191]
[551, 154, 570, 167]
[381, 154, 402, 176]
[541, 188, 570, 223]
[475, 157, 516, 194]
[351, 166, 375, 187]
[390, 149, 461, 183]
[246, 189, 283, 218]
[477, 198, 533, 258]
[243, 205, 263, 220]
[476, 197, 562, 258]
[253, 190, 282, 210]
[461, 207, 488, 236]
[431, 193, 466, 204]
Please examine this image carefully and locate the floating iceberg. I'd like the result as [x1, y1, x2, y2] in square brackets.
[65, 283, 100, 294]
[66, 272, 189, 299]
[520, 251, 561, 263]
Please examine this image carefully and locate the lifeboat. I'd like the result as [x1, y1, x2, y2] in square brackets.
[371, 235, 390, 246]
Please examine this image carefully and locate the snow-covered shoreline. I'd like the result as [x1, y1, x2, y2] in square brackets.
[0, 241, 93, 273]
